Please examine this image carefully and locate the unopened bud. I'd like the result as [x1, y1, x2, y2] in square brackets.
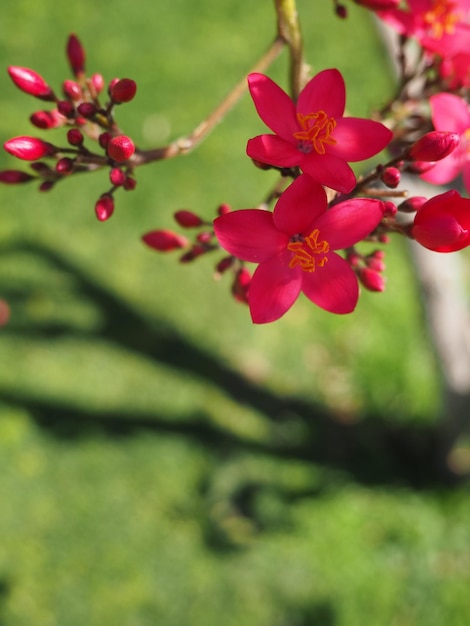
[57, 100, 75, 118]
[91, 73, 105, 94]
[30, 109, 64, 129]
[0, 299, 10, 327]
[99, 133, 111, 149]
[398, 196, 427, 213]
[66, 34, 86, 76]
[107, 135, 135, 162]
[109, 78, 137, 103]
[174, 210, 204, 228]
[110, 167, 126, 186]
[30, 161, 53, 175]
[56, 158, 74, 174]
[232, 267, 251, 304]
[408, 131, 459, 162]
[217, 203, 231, 216]
[353, 0, 399, 8]
[197, 231, 213, 244]
[4, 136, 55, 160]
[39, 180, 55, 192]
[142, 230, 189, 251]
[77, 102, 97, 118]
[67, 129, 84, 146]
[405, 161, 436, 174]
[62, 79, 82, 101]
[0, 169, 35, 184]
[95, 194, 114, 221]
[123, 176, 137, 191]
[179, 244, 207, 263]
[358, 267, 385, 292]
[7, 66, 55, 100]
[383, 201, 397, 217]
[381, 167, 400, 188]
[215, 256, 234, 276]
[335, 3, 347, 18]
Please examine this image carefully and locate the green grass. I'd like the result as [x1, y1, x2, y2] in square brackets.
[1, 1, 470, 625]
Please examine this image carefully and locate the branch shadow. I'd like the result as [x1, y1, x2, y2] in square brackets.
[0, 239, 461, 489]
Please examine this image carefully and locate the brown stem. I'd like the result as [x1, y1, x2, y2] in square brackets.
[131, 36, 285, 166]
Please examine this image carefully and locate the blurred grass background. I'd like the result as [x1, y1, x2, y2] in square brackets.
[0, 1, 469, 625]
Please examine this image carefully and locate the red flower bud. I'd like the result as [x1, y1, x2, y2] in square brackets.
[405, 161, 436, 174]
[62, 79, 82, 101]
[411, 190, 470, 252]
[95, 194, 115, 221]
[142, 230, 189, 251]
[110, 167, 126, 186]
[0, 169, 35, 184]
[99, 133, 111, 149]
[232, 267, 251, 304]
[57, 100, 75, 118]
[77, 102, 97, 118]
[67, 129, 84, 146]
[0, 299, 10, 327]
[91, 73, 105, 94]
[215, 256, 234, 276]
[217, 203, 231, 216]
[381, 167, 401, 188]
[353, 0, 399, 8]
[408, 131, 460, 162]
[7, 66, 55, 100]
[357, 267, 386, 292]
[39, 180, 55, 192]
[56, 158, 74, 174]
[66, 34, 86, 76]
[398, 196, 427, 213]
[4, 136, 55, 161]
[30, 109, 64, 129]
[174, 210, 204, 228]
[383, 201, 397, 217]
[109, 78, 137, 103]
[107, 135, 135, 162]
[123, 176, 137, 191]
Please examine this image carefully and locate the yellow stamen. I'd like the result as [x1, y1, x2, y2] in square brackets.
[423, 0, 461, 39]
[293, 110, 337, 154]
[287, 229, 330, 272]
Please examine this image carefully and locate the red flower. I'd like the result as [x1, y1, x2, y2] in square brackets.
[214, 175, 385, 323]
[246, 69, 392, 193]
[411, 189, 470, 252]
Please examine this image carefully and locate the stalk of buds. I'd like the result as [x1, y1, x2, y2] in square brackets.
[1, 34, 140, 221]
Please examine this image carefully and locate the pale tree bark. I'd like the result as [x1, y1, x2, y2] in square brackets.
[377, 20, 470, 477]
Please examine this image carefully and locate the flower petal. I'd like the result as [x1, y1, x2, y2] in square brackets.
[301, 252, 358, 314]
[315, 198, 385, 250]
[273, 174, 327, 236]
[246, 135, 300, 168]
[430, 93, 470, 134]
[214, 209, 287, 263]
[329, 118, 392, 161]
[420, 151, 462, 185]
[249, 251, 302, 324]
[297, 69, 345, 119]
[300, 153, 356, 193]
[247, 73, 298, 141]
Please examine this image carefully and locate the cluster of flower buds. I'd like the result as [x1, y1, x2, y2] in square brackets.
[1, 34, 138, 221]
[142, 203, 252, 305]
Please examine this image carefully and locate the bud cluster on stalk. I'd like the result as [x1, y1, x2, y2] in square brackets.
[141, 202, 251, 305]
[1, 34, 139, 221]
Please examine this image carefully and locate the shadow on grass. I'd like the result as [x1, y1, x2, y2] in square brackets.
[0, 239, 461, 489]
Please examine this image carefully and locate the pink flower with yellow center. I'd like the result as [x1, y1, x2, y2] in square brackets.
[213, 175, 385, 324]
[420, 92, 470, 192]
[246, 69, 392, 194]
[378, 0, 470, 57]
[412, 189, 470, 251]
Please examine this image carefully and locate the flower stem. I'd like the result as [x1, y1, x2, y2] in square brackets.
[131, 36, 285, 166]
[273, 0, 305, 100]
